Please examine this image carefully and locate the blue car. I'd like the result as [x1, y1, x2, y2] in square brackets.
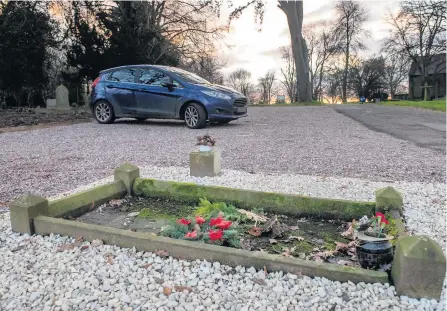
[89, 65, 248, 129]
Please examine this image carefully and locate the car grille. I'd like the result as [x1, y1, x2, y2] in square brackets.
[233, 98, 247, 107]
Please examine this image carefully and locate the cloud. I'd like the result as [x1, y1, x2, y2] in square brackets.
[260, 47, 284, 58]
[304, 4, 333, 20]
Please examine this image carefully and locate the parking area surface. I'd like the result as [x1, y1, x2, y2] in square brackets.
[0, 106, 445, 201]
[333, 104, 446, 152]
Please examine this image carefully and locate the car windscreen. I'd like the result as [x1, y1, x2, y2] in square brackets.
[165, 67, 211, 85]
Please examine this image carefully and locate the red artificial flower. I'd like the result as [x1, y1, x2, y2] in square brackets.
[208, 229, 223, 241]
[195, 216, 206, 225]
[375, 212, 389, 225]
[177, 218, 191, 226]
[209, 216, 223, 227]
[184, 230, 197, 238]
[214, 220, 232, 230]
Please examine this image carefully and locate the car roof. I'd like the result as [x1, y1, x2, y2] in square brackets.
[100, 64, 174, 74]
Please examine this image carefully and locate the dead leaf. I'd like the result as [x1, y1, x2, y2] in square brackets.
[313, 250, 336, 259]
[11, 245, 26, 252]
[378, 263, 392, 272]
[237, 209, 268, 223]
[75, 236, 84, 243]
[253, 278, 267, 286]
[143, 263, 153, 269]
[289, 226, 299, 231]
[109, 199, 124, 207]
[105, 254, 114, 265]
[57, 243, 75, 252]
[129, 228, 137, 232]
[269, 239, 278, 244]
[174, 285, 193, 292]
[263, 265, 268, 276]
[335, 242, 349, 252]
[281, 246, 296, 257]
[155, 249, 170, 257]
[348, 241, 358, 248]
[163, 287, 172, 296]
[248, 226, 262, 237]
[81, 245, 89, 251]
[89, 201, 95, 211]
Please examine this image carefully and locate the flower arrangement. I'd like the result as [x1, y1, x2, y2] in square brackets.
[355, 212, 390, 238]
[161, 213, 240, 247]
[196, 134, 216, 147]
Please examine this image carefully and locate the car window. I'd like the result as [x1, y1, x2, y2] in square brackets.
[108, 69, 135, 83]
[164, 67, 211, 85]
[139, 69, 172, 86]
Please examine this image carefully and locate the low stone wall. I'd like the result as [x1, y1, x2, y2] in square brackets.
[33, 215, 389, 285]
[8, 163, 446, 299]
[48, 180, 127, 218]
[133, 178, 375, 221]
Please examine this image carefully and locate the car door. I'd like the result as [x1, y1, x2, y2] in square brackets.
[134, 68, 182, 117]
[105, 68, 139, 115]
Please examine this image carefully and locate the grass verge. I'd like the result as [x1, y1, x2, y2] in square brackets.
[379, 99, 446, 112]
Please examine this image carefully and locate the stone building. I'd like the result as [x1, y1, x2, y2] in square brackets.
[409, 54, 446, 100]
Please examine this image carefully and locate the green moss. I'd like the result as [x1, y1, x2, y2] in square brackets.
[137, 207, 175, 220]
[385, 212, 400, 245]
[132, 177, 375, 220]
[292, 240, 314, 253]
[172, 182, 199, 196]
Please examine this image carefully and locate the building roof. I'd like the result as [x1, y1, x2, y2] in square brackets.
[409, 54, 446, 76]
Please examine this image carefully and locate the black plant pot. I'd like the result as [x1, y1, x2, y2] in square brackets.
[356, 233, 394, 270]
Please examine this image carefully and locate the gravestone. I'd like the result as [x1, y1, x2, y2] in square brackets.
[46, 98, 56, 108]
[55, 85, 70, 109]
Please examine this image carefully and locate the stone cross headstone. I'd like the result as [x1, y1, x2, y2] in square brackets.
[55, 85, 70, 109]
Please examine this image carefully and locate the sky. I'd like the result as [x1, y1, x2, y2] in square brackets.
[217, 0, 400, 82]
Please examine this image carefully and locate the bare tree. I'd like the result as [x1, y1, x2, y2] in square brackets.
[334, 1, 369, 103]
[182, 54, 226, 84]
[278, 1, 312, 102]
[304, 21, 342, 102]
[258, 70, 276, 104]
[382, 53, 410, 98]
[348, 55, 386, 100]
[279, 46, 297, 102]
[384, 0, 446, 100]
[226, 68, 253, 97]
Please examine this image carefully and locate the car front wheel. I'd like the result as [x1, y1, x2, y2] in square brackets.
[184, 103, 207, 129]
[94, 101, 115, 124]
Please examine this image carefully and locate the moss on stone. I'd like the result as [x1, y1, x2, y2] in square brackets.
[137, 208, 176, 220]
[132, 178, 375, 220]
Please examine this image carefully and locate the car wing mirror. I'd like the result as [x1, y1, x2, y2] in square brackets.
[162, 82, 175, 92]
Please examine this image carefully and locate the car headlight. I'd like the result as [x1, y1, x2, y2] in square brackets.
[201, 90, 231, 100]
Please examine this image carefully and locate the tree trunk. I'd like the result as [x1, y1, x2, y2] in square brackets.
[342, 44, 349, 103]
[279, 1, 312, 102]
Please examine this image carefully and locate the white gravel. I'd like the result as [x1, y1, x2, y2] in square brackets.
[0, 212, 445, 311]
